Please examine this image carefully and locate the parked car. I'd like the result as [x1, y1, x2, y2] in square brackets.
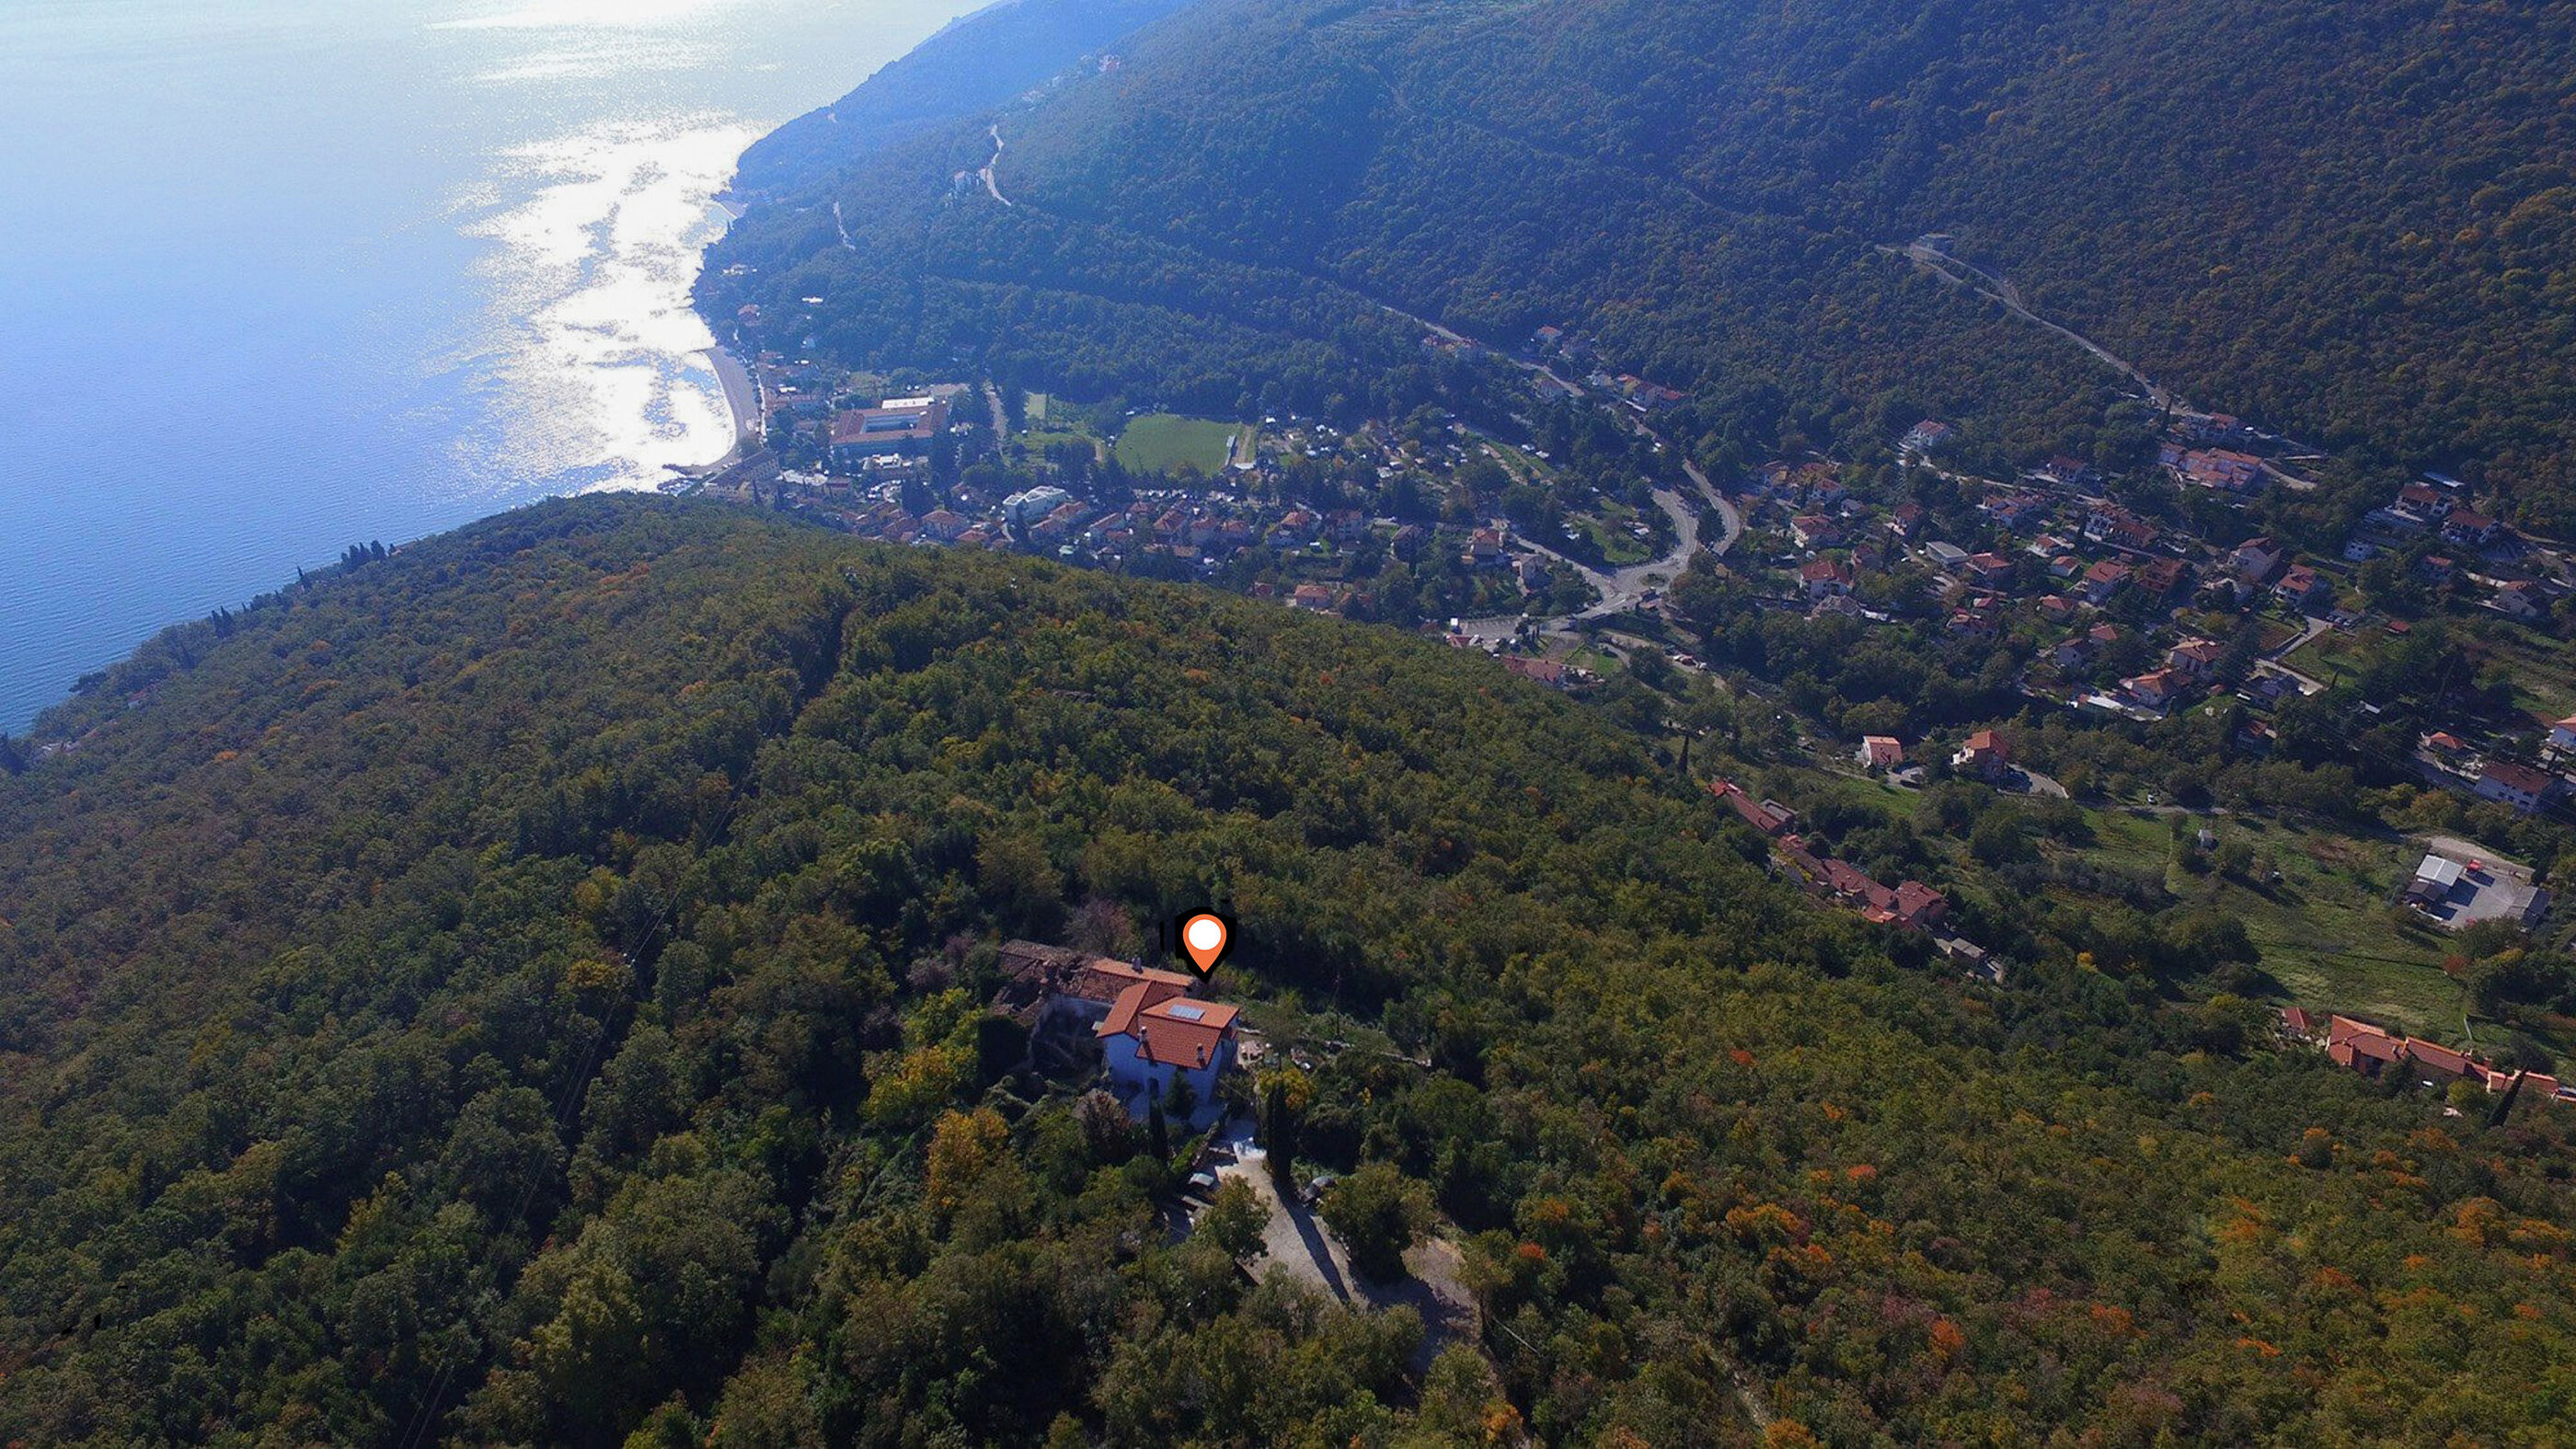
[1185, 1169, 1220, 1199]
[1299, 1172, 1340, 1207]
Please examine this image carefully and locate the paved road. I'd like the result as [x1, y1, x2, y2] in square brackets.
[979, 124, 1014, 208]
[1201, 1121, 1478, 1374]
[1883, 237, 2174, 409]
[2271, 614, 2333, 660]
[1529, 466, 1738, 624]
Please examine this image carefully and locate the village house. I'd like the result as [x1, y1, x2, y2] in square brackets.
[1856, 735, 1905, 771]
[2077, 558, 2133, 606]
[2326, 1016, 2407, 1077]
[1791, 513, 1842, 549]
[1900, 419, 1958, 455]
[1289, 583, 1338, 613]
[1948, 604, 2001, 639]
[2392, 482, 2455, 526]
[1710, 780, 1796, 836]
[2490, 581, 2546, 622]
[2228, 536, 2286, 585]
[1953, 729, 2011, 782]
[2135, 557, 2192, 602]
[2421, 730, 2477, 770]
[2167, 638, 2225, 679]
[2120, 669, 2187, 711]
[2274, 564, 2330, 612]
[1964, 551, 2016, 586]
[1503, 655, 1572, 689]
[2172, 412, 2238, 443]
[2317, 1012, 2567, 1104]
[1982, 492, 2049, 531]
[1822, 858, 1894, 914]
[1799, 557, 1853, 599]
[2035, 455, 2095, 488]
[2545, 714, 2576, 757]
[1880, 880, 1949, 933]
[2441, 511, 2502, 549]
[2170, 447, 2264, 491]
[1097, 983, 1240, 1124]
[1940, 935, 2000, 982]
[2475, 761, 2567, 814]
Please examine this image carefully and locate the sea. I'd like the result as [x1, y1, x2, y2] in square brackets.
[0, 0, 974, 731]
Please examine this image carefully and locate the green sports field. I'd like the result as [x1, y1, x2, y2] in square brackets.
[1114, 414, 1249, 474]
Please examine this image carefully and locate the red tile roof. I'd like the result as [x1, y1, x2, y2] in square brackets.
[1892, 880, 1947, 925]
[1066, 960, 1200, 1006]
[2404, 1039, 2478, 1077]
[1100, 988, 1241, 1069]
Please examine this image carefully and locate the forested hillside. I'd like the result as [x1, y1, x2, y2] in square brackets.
[728, 0, 1195, 195]
[4, 498, 2576, 1443]
[707, 0, 2576, 527]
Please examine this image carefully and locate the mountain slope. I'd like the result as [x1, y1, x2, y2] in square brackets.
[707, 0, 2576, 525]
[728, 0, 1198, 196]
[3, 499, 2576, 1442]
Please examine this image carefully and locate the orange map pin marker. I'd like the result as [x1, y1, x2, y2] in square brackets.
[1179, 911, 1232, 978]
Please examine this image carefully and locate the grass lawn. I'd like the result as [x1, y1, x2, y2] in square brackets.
[2077, 809, 2468, 1037]
[2290, 627, 2373, 681]
[1562, 644, 1626, 676]
[1569, 504, 1656, 567]
[1826, 772, 1926, 820]
[2464, 617, 2576, 723]
[1116, 414, 1250, 474]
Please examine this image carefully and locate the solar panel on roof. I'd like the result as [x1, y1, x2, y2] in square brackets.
[1164, 1004, 1205, 1021]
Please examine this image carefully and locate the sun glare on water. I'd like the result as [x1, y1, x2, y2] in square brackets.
[431, 0, 736, 30]
[460, 117, 758, 492]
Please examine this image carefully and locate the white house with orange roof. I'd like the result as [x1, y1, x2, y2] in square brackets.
[1098, 978, 1240, 1122]
[2547, 714, 2576, 758]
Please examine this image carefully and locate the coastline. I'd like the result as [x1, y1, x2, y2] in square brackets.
[695, 341, 760, 473]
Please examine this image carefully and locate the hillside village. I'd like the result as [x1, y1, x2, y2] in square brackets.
[673, 298, 2576, 1075]
[695, 324, 2576, 843]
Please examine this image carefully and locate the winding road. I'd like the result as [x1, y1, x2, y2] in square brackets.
[950, 135, 1742, 635]
[979, 124, 1013, 208]
[1882, 236, 2175, 410]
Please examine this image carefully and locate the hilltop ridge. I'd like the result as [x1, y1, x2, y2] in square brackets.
[4, 498, 2576, 1442]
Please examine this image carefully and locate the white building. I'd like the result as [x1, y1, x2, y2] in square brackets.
[1098, 980, 1240, 1123]
[1004, 486, 1073, 526]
